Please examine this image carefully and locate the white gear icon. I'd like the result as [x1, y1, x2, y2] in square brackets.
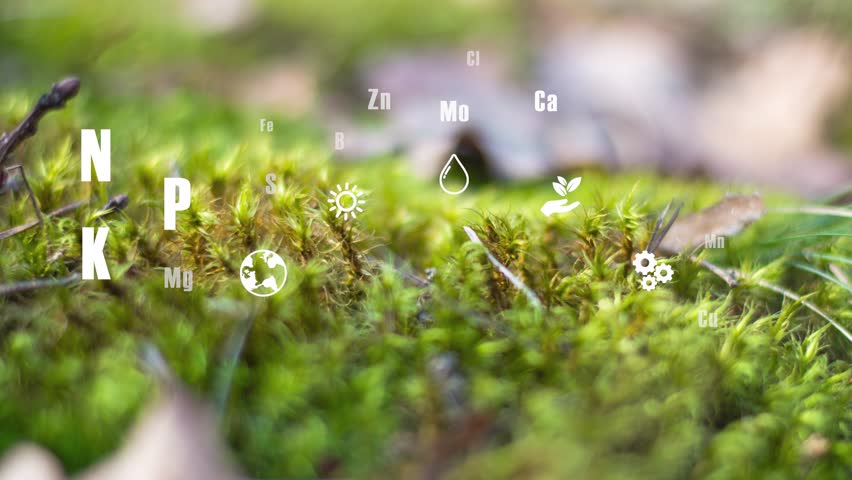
[654, 263, 673, 283]
[641, 275, 657, 291]
[633, 250, 657, 275]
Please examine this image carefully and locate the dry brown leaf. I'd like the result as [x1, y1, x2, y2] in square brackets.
[658, 193, 764, 254]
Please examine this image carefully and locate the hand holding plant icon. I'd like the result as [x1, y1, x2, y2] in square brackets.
[540, 176, 581, 217]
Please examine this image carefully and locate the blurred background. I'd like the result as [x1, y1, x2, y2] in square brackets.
[2, 1, 852, 479]
[2, 0, 852, 196]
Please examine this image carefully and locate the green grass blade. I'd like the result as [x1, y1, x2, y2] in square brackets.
[790, 262, 852, 295]
[803, 252, 852, 266]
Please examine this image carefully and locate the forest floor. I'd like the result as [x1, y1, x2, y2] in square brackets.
[0, 83, 850, 479]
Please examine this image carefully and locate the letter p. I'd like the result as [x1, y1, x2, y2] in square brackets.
[164, 178, 191, 231]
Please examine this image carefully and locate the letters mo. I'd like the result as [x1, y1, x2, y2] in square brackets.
[440, 100, 469, 123]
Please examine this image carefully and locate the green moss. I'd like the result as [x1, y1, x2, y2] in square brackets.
[0, 87, 850, 479]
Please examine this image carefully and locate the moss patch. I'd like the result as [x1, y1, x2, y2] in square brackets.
[0, 88, 850, 479]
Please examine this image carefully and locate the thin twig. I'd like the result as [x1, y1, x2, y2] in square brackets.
[0, 194, 129, 297]
[0, 77, 80, 167]
[769, 206, 852, 218]
[0, 200, 85, 240]
[690, 254, 738, 287]
[691, 257, 851, 343]
[463, 226, 543, 310]
[641, 200, 847, 341]
[0, 193, 128, 240]
[750, 276, 852, 343]
[0, 272, 81, 296]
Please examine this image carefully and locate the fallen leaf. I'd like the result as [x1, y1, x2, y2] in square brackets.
[0, 444, 65, 480]
[76, 385, 244, 480]
[1, 366, 245, 480]
[658, 193, 765, 254]
[801, 433, 831, 459]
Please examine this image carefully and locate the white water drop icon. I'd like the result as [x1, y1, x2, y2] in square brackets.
[439, 154, 469, 195]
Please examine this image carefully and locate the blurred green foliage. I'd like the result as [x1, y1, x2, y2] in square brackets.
[0, 0, 515, 87]
[6, 0, 852, 86]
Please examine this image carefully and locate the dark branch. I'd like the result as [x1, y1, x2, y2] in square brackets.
[0, 76, 80, 167]
[0, 273, 81, 297]
[98, 193, 129, 213]
[0, 193, 128, 240]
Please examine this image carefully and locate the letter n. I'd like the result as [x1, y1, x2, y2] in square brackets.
[81, 129, 111, 182]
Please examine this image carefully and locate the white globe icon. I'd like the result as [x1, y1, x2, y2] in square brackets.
[239, 250, 288, 297]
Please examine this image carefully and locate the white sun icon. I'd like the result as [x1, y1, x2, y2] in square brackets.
[328, 182, 366, 221]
